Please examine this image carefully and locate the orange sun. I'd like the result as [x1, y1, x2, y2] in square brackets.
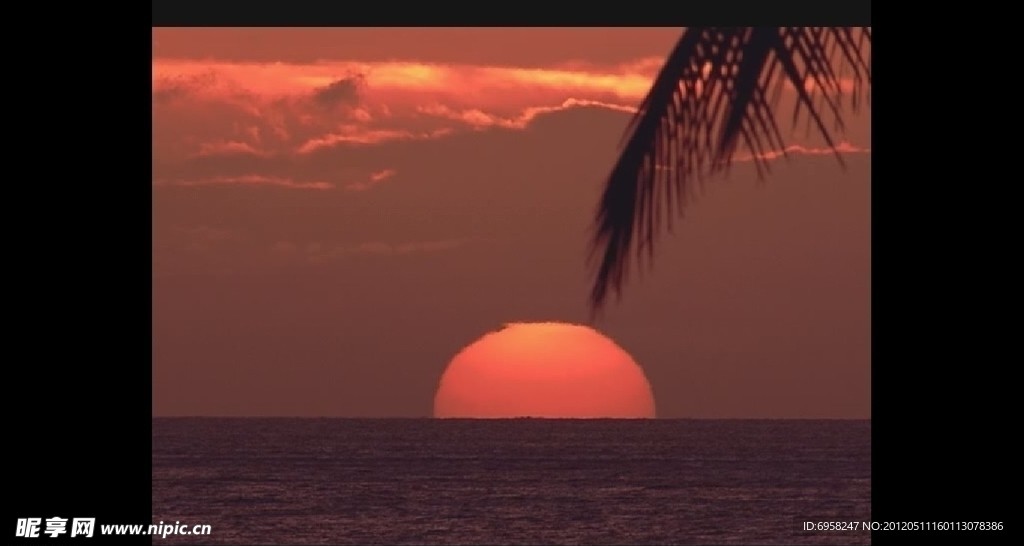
[434, 322, 656, 418]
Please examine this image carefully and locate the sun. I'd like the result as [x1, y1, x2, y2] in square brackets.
[434, 322, 656, 418]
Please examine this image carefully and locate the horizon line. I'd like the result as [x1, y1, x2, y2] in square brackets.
[152, 416, 871, 421]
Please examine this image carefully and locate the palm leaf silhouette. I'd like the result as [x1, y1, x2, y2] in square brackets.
[588, 27, 871, 315]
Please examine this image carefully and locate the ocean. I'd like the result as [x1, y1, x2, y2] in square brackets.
[152, 418, 870, 544]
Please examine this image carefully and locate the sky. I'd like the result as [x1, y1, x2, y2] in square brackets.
[152, 28, 871, 418]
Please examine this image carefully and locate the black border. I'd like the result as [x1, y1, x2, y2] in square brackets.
[870, 23, 1012, 545]
[16, 3, 1009, 545]
[11, 7, 152, 545]
[152, 1, 871, 27]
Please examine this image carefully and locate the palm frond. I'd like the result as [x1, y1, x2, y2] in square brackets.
[588, 26, 871, 316]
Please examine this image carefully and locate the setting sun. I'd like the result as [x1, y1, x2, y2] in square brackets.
[434, 322, 656, 418]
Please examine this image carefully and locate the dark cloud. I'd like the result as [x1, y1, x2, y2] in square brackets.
[312, 74, 364, 108]
[152, 71, 218, 105]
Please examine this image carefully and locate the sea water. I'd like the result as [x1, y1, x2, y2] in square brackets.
[153, 418, 870, 544]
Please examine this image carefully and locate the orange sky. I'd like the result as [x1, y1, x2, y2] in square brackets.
[152, 28, 871, 418]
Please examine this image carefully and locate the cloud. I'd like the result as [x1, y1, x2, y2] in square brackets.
[154, 55, 866, 169]
[153, 57, 860, 113]
[193, 140, 268, 157]
[651, 142, 870, 176]
[293, 99, 632, 155]
[271, 238, 472, 264]
[154, 86, 869, 284]
[392, 240, 466, 254]
[296, 127, 452, 154]
[346, 169, 397, 191]
[152, 71, 218, 104]
[418, 98, 637, 130]
[175, 225, 239, 243]
[154, 175, 333, 190]
[735, 141, 871, 163]
[351, 107, 373, 122]
[153, 54, 870, 206]
[153, 226, 249, 273]
[312, 74, 364, 108]
[151, 58, 655, 126]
